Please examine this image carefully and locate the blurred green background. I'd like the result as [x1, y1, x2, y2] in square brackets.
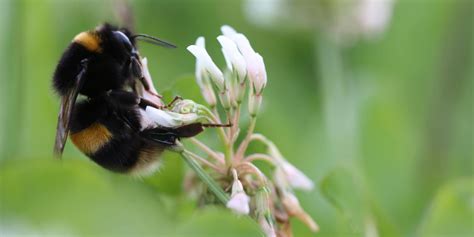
[0, 0, 472, 236]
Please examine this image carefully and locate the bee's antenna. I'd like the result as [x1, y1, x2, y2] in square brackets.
[132, 34, 177, 48]
[202, 123, 232, 128]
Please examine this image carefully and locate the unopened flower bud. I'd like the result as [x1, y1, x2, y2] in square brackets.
[226, 169, 250, 215]
[220, 27, 267, 94]
[191, 37, 217, 107]
[219, 90, 233, 110]
[248, 91, 262, 117]
[248, 53, 267, 95]
[187, 43, 225, 91]
[217, 35, 247, 83]
[281, 190, 319, 232]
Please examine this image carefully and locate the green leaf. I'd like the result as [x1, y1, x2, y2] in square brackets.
[320, 167, 400, 237]
[0, 158, 174, 236]
[143, 151, 184, 196]
[320, 167, 366, 234]
[174, 206, 261, 237]
[417, 178, 474, 237]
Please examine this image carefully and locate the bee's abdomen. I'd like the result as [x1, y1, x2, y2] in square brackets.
[70, 122, 112, 155]
[87, 136, 163, 174]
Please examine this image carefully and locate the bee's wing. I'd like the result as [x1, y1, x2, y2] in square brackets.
[53, 63, 87, 158]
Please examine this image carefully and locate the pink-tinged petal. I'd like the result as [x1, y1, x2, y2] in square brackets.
[187, 45, 225, 91]
[217, 35, 247, 82]
[281, 161, 314, 191]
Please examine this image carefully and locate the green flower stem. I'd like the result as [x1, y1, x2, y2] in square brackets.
[202, 106, 229, 149]
[172, 142, 229, 204]
[244, 153, 275, 165]
[236, 116, 257, 160]
[189, 138, 224, 164]
[179, 149, 230, 205]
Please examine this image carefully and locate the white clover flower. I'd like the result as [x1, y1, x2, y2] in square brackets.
[217, 35, 247, 83]
[223, 29, 267, 95]
[145, 107, 203, 128]
[280, 161, 314, 191]
[189, 37, 217, 106]
[226, 192, 250, 215]
[268, 142, 314, 191]
[280, 190, 319, 232]
[248, 89, 263, 117]
[187, 42, 225, 91]
[248, 52, 267, 95]
[226, 169, 251, 215]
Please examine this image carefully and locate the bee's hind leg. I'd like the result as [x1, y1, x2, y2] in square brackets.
[166, 96, 183, 108]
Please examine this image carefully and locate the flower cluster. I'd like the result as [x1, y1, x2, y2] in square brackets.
[177, 25, 318, 236]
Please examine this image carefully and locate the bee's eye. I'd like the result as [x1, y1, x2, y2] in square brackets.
[113, 31, 133, 52]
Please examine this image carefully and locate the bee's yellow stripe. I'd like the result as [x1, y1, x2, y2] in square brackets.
[70, 123, 112, 154]
[73, 31, 102, 52]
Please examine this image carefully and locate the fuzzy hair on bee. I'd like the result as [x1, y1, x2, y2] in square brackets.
[51, 23, 175, 170]
[52, 23, 230, 175]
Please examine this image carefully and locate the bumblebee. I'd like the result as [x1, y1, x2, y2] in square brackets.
[52, 23, 226, 174]
[52, 23, 174, 156]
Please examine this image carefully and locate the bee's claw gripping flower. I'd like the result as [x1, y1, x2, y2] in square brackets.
[187, 43, 225, 91]
[226, 169, 250, 215]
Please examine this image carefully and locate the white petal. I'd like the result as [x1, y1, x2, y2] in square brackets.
[233, 33, 256, 59]
[226, 192, 250, 215]
[195, 36, 205, 48]
[221, 25, 238, 37]
[252, 53, 267, 93]
[145, 107, 199, 128]
[282, 162, 314, 191]
[187, 45, 225, 90]
[217, 35, 247, 81]
[145, 107, 178, 127]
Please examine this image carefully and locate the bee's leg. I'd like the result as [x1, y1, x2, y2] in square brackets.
[141, 127, 177, 145]
[139, 97, 166, 110]
[201, 122, 232, 128]
[139, 76, 163, 99]
[166, 96, 183, 108]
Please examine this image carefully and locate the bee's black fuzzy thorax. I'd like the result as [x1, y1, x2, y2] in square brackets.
[52, 23, 138, 98]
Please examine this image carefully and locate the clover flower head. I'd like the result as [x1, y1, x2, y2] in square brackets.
[178, 25, 317, 236]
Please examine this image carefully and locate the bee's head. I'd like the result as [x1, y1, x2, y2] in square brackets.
[111, 30, 143, 79]
[97, 23, 176, 80]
